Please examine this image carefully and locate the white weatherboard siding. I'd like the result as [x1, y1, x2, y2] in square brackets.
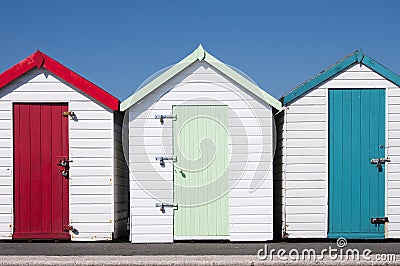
[0, 68, 116, 241]
[129, 61, 273, 243]
[283, 63, 400, 238]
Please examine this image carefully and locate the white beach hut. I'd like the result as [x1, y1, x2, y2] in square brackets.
[275, 50, 400, 239]
[121, 45, 281, 243]
[0, 51, 129, 241]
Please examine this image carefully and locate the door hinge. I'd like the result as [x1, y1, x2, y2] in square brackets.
[63, 225, 74, 231]
[371, 217, 389, 224]
[155, 114, 176, 124]
[155, 156, 177, 166]
[155, 202, 178, 213]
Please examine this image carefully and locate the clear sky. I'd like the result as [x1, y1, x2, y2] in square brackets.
[1, 0, 399, 100]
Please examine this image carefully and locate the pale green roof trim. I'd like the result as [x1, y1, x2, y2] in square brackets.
[120, 45, 282, 111]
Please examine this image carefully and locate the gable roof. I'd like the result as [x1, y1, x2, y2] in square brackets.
[282, 50, 400, 105]
[0, 50, 119, 110]
[120, 45, 282, 111]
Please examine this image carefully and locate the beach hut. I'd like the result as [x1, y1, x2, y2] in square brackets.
[275, 50, 400, 239]
[121, 45, 281, 243]
[0, 51, 129, 240]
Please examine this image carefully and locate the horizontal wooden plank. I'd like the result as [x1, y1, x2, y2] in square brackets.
[0, 186, 12, 194]
[70, 149, 113, 159]
[284, 155, 325, 164]
[71, 186, 112, 195]
[71, 232, 113, 241]
[132, 216, 172, 226]
[286, 163, 325, 173]
[71, 158, 113, 167]
[0, 214, 12, 223]
[131, 188, 173, 200]
[131, 234, 173, 243]
[230, 206, 272, 215]
[285, 230, 326, 238]
[286, 113, 326, 122]
[332, 70, 386, 80]
[286, 188, 326, 197]
[285, 172, 326, 181]
[71, 214, 113, 223]
[230, 215, 272, 224]
[321, 79, 394, 89]
[285, 213, 326, 223]
[71, 223, 113, 233]
[70, 204, 112, 214]
[230, 197, 272, 207]
[70, 130, 112, 139]
[70, 195, 112, 204]
[229, 188, 272, 198]
[286, 147, 326, 156]
[230, 232, 272, 241]
[230, 223, 272, 233]
[0, 195, 12, 205]
[288, 96, 325, 106]
[71, 167, 113, 177]
[286, 197, 326, 206]
[286, 105, 326, 114]
[286, 205, 325, 214]
[70, 177, 112, 186]
[286, 180, 326, 189]
[0, 158, 12, 167]
[0, 205, 11, 214]
[0, 177, 13, 186]
[70, 120, 112, 130]
[69, 101, 110, 112]
[131, 207, 174, 216]
[286, 122, 326, 131]
[0, 130, 11, 139]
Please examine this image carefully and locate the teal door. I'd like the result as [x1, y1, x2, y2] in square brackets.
[172, 105, 229, 239]
[329, 89, 386, 239]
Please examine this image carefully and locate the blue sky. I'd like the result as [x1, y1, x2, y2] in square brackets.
[1, 0, 399, 100]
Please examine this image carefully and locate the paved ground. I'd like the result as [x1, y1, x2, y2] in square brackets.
[0, 240, 399, 256]
[0, 241, 400, 265]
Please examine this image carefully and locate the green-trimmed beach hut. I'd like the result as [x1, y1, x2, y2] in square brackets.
[122, 45, 281, 243]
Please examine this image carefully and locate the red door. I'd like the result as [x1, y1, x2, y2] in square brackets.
[13, 103, 70, 239]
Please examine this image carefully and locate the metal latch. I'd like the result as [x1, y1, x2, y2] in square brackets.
[57, 159, 73, 167]
[155, 114, 176, 125]
[370, 157, 390, 171]
[155, 202, 178, 213]
[63, 111, 76, 120]
[155, 156, 177, 166]
[371, 217, 389, 224]
[58, 159, 72, 179]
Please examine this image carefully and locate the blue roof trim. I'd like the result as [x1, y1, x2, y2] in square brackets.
[282, 50, 400, 105]
[361, 55, 400, 87]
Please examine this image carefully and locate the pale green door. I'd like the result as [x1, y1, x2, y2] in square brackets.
[173, 105, 229, 239]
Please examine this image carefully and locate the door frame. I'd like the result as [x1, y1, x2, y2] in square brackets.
[171, 104, 230, 240]
[12, 102, 71, 239]
[326, 88, 388, 239]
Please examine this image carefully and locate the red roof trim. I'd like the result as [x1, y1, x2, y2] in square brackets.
[0, 51, 119, 111]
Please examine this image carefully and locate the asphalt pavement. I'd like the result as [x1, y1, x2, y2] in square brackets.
[1, 241, 400, 265]
[0, 240, 399, 256]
